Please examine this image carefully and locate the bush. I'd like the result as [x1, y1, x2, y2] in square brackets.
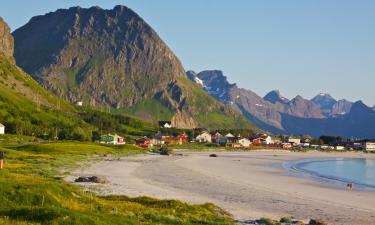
[259, 217, 281, 225]
[280, 216, 293, 223]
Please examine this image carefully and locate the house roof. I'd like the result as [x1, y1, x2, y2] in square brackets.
[158, 121, 171, 126]
[0, 123, 4, 127]
[225, 133, 235, 138]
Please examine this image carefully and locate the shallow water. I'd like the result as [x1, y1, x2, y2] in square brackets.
[292, 158, 375, 189]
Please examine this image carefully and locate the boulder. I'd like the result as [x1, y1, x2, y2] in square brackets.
[75, 176, 108, 184]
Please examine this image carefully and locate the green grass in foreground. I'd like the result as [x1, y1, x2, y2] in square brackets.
[0, 141, 234, 225]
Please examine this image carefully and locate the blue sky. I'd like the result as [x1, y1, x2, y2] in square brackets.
[1, 0, 374, 106]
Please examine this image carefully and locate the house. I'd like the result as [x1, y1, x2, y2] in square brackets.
[196, 131, 212, 143]
[211, 132, 223, 143]
[100, 134, 125, 145]
[159, 121, 172, 128]
[238, 138, 251, 147]
[177, 132, 189, 145]
[288, 137, 301, 146]
[335, 146, 345, 150]
[252, 134, 273, 145]
[252, 138, 263, 145]
[136, 137, 152, 148]
[0, 123, 4, 135]
[282, 143, 292, 149]
[76, 101, 83, 106]
[225, 133, 236, 143]
[363, 141, 375, 151]
[151, 138, 164, 146]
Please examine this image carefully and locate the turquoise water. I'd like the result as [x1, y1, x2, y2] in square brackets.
[292, 158, 375, 189]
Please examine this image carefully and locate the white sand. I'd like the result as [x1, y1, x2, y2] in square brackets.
[67, 151, 375, 225]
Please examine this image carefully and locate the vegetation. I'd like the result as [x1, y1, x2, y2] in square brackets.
[0, 141, 235, 225]
[280, 216, 293, 223]
[258, 217, 281, 225]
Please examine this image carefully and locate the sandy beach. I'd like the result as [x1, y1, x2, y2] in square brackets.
[67, 151, 375, 225]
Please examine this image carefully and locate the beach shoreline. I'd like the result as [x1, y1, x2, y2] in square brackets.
[66, 150, 375, 225]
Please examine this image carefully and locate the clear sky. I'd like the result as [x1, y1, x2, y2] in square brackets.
[1, 0, 374, 106]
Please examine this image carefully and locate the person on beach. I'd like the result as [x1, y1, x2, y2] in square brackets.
[347, 183, 353, 190]
[0, 151, 3, 169]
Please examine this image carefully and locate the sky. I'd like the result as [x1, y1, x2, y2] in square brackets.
[1, 0, 374, 106]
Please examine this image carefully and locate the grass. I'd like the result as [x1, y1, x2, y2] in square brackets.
[0, 141, 235, 225]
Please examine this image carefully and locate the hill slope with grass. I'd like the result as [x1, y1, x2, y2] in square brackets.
[13, 6, 257, 130]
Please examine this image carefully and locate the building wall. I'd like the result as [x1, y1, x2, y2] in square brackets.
[0, 127, 4, 134]
[365, 142, 375, 151]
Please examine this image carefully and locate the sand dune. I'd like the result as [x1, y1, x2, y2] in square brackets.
[67, 151, 375, 225]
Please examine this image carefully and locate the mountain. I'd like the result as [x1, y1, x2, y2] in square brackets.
[285, 95, 324, 118]
[263, 90, 289, 104]
[331, 99, 353, 116]
[281, 101, 375, 138]
[188, 70, 375, 138]
[13, 6, 255, 130]
[0, 17, 14, 59]
[311, 93, 337, 116]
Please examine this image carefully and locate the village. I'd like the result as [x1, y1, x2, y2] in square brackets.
[93, 121, 375, 152]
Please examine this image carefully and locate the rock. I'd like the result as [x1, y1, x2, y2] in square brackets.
[0, 17, 14, 59]
[209, 154, 218, 157]
[308, 219, 327, 225]
[75, 176, 108, 184]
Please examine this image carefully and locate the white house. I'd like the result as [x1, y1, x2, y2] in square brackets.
[263, 135, 273, 145]
[238, 138, 251, 147]
[364, 142, 375, 151]
[288, 137, 301, 146]
[76, 101, 83, 106]
[196, 131, 212, 143]
[0, 123, 4, 135]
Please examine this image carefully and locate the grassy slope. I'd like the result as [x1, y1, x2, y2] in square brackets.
[0, 141, 234, 225]
[0, 55, 157, 140]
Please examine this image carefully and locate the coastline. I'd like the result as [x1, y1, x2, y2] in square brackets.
[286, 157, 375, 191]
[67, 150, 375, 225]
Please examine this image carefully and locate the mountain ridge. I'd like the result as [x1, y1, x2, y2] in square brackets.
[12, 6, 256, 130]
[188, 69, 375, 138]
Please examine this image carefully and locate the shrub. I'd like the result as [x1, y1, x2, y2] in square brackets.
[280, 216, 293, 223]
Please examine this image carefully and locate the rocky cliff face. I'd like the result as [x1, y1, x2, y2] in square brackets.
[0, 17, 14, 59]
[13, 6, 185, 107]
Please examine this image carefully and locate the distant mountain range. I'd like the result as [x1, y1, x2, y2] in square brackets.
[11, 6, 255, 130]
[188, 70, 375, 138]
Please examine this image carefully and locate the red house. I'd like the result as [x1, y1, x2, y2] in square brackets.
[136, 137, 152, 148]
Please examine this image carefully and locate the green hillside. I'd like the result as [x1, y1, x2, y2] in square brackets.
[0, 54, 156, 140]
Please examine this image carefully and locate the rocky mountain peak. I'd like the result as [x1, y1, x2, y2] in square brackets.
[195, 70, 236, 104]
[263, 90, 289, 104]
[311, 93, 337, 109]
[13, 5, 186, 107]
[0, 16, 14, 59]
